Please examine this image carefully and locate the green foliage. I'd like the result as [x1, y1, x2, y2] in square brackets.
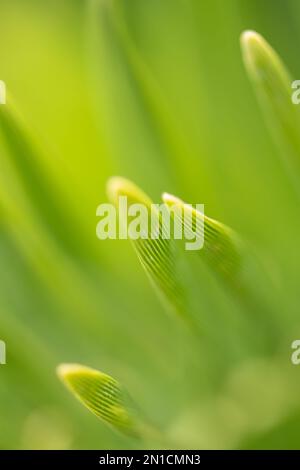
[0, 0, 300, 451]
[162, 193, 242, 284]
[241, 30, 300, 188]
[57, 364, 141, 438]
[107, 177, 188, 319]
[0, 98, 95, 261]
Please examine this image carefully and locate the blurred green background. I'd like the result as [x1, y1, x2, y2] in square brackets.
[1, 0, 300, 449]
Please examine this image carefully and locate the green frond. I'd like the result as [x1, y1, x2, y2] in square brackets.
[57, 364, 140, 438]
[241, 30, 300, 186]
[107, 177, 188, 319]
[162, 192, 241, 284]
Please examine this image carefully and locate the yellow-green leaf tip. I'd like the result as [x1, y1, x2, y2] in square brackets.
[241, 30, 267, 70]
[240, 30, 266, 59]
[57, 363, 103, 383]
[57, 363, 140, 438]
[240, 30, 287, 82]
[106, 176, 152, 207]
[162, 192, 241, 280]
[240, 30, 263, 48]
[162, 192, 183, 207]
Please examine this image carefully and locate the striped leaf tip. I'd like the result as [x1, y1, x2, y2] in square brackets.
[162, 192, 241, 281]
[57, 363, 140, 438]
[105, 178, 187, 318]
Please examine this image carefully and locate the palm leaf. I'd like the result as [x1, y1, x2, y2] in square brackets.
[162, 192, 242, 285]
[107, 177, 188, 319]
[241, 30, 300, 188]
[57, 364, 141, 438]
[162, 192, 280, 350]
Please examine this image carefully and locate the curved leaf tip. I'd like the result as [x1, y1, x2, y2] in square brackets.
[240, 30, 287, 81]
[162, 192, 241, 282]
[106, 176, 152, 207]
[57, 363, 140, 438]
[240, 29, 300, 189]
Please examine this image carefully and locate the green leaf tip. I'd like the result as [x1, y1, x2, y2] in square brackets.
[162, 192, 241, 282]
[106, 177, 188, 319]
[240, 30, 290, 84]
[107, 176, 152, 208]
[241, 29, 300, 185]
[57, 363, 140, 438]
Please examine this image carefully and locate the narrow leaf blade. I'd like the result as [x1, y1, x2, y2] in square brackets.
[162, 193, 242, 285]
[107, 177, 188, 319]
[57, 363, 140, 438]
[241, 30, 300, 185]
